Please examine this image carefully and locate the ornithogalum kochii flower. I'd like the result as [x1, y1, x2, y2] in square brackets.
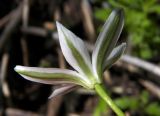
[15, 9, 126, 116]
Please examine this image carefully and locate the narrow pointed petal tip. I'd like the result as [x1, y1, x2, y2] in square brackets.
[121, 42, 126, 48]
[56, 21, 61, 28]
[48, 84, 78, 99]
[113, 8, 124, 29]
[114, 8, 124, 18]
[103, 42, 126, 70]
[14, 65, 24, 73]
[107, 42, 126, 61]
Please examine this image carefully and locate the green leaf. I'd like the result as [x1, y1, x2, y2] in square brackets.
[145, 102, 160, 116]
[93, 98, 109, 116]
[115, 97, 139, 110]
[94, 8, 111, 21]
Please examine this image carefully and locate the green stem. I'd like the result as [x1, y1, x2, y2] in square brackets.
[95, 84, 125, 116]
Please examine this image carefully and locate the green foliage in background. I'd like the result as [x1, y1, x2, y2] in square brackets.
[145, 102, 160, 116]
[94, 0, 160, 59]
[94, 98, 109, 116]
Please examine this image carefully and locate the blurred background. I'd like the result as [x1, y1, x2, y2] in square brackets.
[0, 0, 160, 116]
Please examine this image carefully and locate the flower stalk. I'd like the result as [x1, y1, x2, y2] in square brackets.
[95, 84, 125, 116]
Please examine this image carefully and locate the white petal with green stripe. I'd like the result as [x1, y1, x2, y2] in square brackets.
[92, 9, 124, 80]
[48, 84, 78, 99]
[56, 22, 94, 81]
[14, 65, 93, 89]
[103, 43, 126, 70]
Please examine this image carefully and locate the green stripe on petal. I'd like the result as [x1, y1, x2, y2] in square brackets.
[65, 38, 96, 82]
[56, 22, 95, 83]
[92, 9, 124, 79]
[14, 65, 93, 89]
[103, 43, 126, 70]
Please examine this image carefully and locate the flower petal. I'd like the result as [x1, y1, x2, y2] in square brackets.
[56, 22, 94, 80]
[14, 65, 92, 89]
[103, 43, 126, 70]
[48, 84, 79, 99]
[92, 9, 124, 79]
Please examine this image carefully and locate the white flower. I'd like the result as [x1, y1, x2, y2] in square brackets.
[14, 9, 126, 99]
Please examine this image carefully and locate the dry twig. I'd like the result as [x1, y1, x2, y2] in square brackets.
[21, 26, 49, 37]
[139, 79, 160, 99]
[81, 0, 96, 42]
[6, 108, 42, 116]
[0, 3, 23, 52]
[0, 10, 16, 28]
[121, 55, 160, 78]
[21, 0, 30, 66]
[0, 53, 10, 98]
